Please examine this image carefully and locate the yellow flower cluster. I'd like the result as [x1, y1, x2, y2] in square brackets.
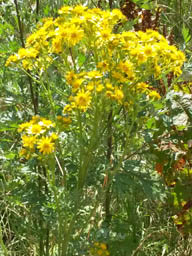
[90, 242, 109, 256]
[6, 5, 185, 113]
[18, 116, 58, 158]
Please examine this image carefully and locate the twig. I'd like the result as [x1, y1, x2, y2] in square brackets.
[14, 0, 38, 114]
[131, 231, 156, 256]
[36, 0, 40, 22]
[109, 0, 113, 10]
[14, 0, 25, 48]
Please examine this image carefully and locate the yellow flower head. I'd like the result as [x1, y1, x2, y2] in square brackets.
[52, 37, 62, 53]
[99, 28, 112, 41]
[97, 249, 103, 255]
[148, 90, 161, 100]
[39, 118, 55, 128]
[96, 83, 104, 92]
[74, 90, 92, 111]
[100, 243, 107, 250]
[50, 133, 59, 141]
[22, 135, 36, 149]
[58, 6, 72, 15]
[86, 70, 102, 79]
[97, 61, 109, 72]
[18, 48, 28, 59]
[71, 78, 84, 91]
[37, 136, 55, 155]
[65, 71, 77, 84]
[31, 115, 41, 124]
[5, 54, 18, 66]
[71, 5, 87, 15]
[27, 124, 45, 135]
[137, 82, 149, 92]
[113, 87, 124, 103]
[19, 148, 31, 159]
[143, 45, 156, 58]
[63, 104, 73, 113]
[62, 117, 72, 125]
[18, 122, 31, 132]
[67, 25, 84, 46]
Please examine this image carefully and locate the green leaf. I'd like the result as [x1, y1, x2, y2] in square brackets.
[182, 24, 191, 44]
[5, 153, 16, 159]
[146, 117, 156, 129]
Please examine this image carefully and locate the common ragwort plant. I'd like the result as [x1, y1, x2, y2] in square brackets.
[5, 4, 185, 256]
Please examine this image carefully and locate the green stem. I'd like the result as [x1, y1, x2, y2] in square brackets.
[104, 109, 113, 227]
[0, 224, 8, 256]
[45, 159, 64, 256]
[77, 94, 101, 189]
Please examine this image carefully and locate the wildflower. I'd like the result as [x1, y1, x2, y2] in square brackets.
[5, 55, 18, 66]
[18, 122, 31, 132]
[98, 28, 112, 41]
[113, 87, 124, 103]
[22, 135, 36, 149]
[50, 133, 59, 141]
[87, 82, 95, 91]
[106, 90, 113, 98]
[52, 37, 62, 53]
[65, 71, 77, 84]
[137, 82, 149, 92]
[18, 48, 28, 59]
[111, 71, 126, 83]
[173, 66, 182, 76]
[22, 59, 32, 70]
[100, 243, 107, 250]
[58, 27, 68, 39]
[31, 115, 41, 124]
[58, 6, 72, 15]
[71, 78, 84, 91]
[19, 148, 27, 157]
[37, 136, 55, 155]
[39, 118, 55, 128]
[111, 9, 126, 21]
[96, 83, 104, 92]
[118, 60, 133, 74]
[87, 70, 102, 79]
[97, 249, 103, 255]
[137, 52, 147, 64]
[143, 45, 155, 57]
[27, 48, 39, 58]
[74, 90, 92, 111]
[26, 33, 38, 46]
[154, 64, 161, 78]
[97, 61, 109, 72]
[72, 5, 87, 15]
[27, 124, 44, 135]
[62, 117, 72, 125]
[105, 82, 114, 90]
[68, 26, 84, 46]
[148, 90, 161, 100]
[19, 148, 31, 159]
[63, 104, 73, 113]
